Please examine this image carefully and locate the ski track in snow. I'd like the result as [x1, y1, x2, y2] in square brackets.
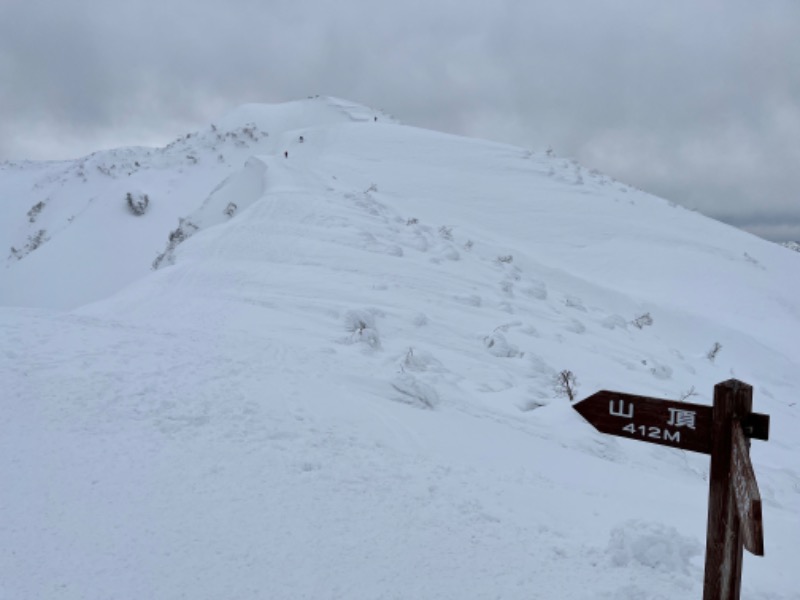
[1, 97, 799, 600]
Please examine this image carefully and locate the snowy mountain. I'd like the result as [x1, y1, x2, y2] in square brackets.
[2, 97, 799, 600]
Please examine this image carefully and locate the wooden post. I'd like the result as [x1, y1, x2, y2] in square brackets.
[574, 380, 767, 597]
[703, 379, 753, 600]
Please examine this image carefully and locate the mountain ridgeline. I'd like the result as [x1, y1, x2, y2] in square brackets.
[2, 97, 799, 599]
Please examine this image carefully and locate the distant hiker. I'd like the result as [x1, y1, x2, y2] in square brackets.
[284, 151, 288, 158]
[299, 136, 304, 143]
[374, 116, 377, 122]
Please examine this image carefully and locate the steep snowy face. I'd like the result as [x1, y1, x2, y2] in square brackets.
[2, 98, 800, 600]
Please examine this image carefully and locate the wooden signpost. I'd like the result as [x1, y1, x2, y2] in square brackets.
[573, 379, 769, 600]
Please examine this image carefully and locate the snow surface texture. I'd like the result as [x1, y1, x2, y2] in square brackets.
[2, 97, 799, 600]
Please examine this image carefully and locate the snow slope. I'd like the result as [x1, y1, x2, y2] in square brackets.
[2, 97, 799, 600]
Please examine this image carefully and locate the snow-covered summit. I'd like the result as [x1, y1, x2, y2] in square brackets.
[2, 98, 799, 599]
[214, 95, 392, 133]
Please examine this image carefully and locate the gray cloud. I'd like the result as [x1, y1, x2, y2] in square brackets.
[2, 0, 799, 241]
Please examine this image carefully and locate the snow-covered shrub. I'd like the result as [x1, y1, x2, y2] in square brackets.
[483, 332, 520, 358]
[553, 369, 578, 401]
[390, 373, 439, 409]
[152, 218, 198, 269]
[27, 201, 45, 223]
[632, 312, 653, 329]
[28, 229, 47, 251]
[126, 192, 150, 216]
[564, 295, 587, 311]
[9, 229, 48, 260]
[496, 255, 514, 264]
[400, 347, 444, 373]
[707, 342, 722, 362]
[402, 348, 424, 371]
[224, 202, 237, 217]
[343, 309, 381, 350]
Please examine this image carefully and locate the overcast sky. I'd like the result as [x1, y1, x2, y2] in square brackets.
[2, 0, 799, 242]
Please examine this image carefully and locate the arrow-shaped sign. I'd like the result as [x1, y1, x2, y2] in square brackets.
[573, 381, 770, 600]
[573, 390, 714, 454]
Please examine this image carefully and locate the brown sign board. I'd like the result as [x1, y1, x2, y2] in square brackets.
[731, 421, 764, 556]
[573, 390, 713, 454]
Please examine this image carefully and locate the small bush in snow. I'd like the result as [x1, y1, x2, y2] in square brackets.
[28, 229, 47, 251]
[224, 202, 237, 217]
[632, 312, 653, 329]
[343, 309, 381, 350]
[344, 310, 374, 334]
[152, 218, 198, 269]
[390, 373, 439, 409]
[496, 255, 513, 264]
[9, 229, 48, 260]
[406, 217, 418, 226]
[126, 192, 150, 216]
[438, 226, 453, 240]
[484, 332, 520, 358]
[27, 201, 45, 223]
[554, 369, 578, 401]
[707, 342, 722, 362]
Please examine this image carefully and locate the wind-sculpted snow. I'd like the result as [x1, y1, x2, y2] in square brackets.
[1, 97, 799, 599]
